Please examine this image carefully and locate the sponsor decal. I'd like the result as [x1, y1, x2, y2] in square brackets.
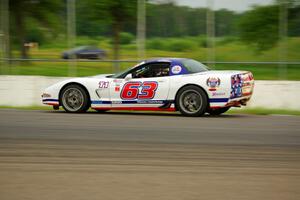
[231, 74, 242, 98]
[112, 101, 122, 104]
[230, 87, 242, 98]
[206, 77, 220, 91]
[171, 65, 182, 74]
[241, 73, 254, 95]
[99, 81, 109, 88]
[113, 79, 122, 83]
[115, 86, 120, 92]
[212, 92, 226, 96]
[242, 73, 254, 82]
[137, 100, 164, 104]
[231, 73, 254, 98]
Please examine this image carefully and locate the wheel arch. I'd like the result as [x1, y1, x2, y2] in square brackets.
[59, 82, 91, 106]
[174, 84, 209, 111]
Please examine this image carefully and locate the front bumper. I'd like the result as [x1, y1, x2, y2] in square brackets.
[41, 90, 59, 106]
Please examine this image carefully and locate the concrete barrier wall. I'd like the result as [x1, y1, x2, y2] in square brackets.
[0, 76, 68, 107]
[0, 75, 299, 110]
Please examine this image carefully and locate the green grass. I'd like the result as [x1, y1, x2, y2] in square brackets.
[1, 36, 300, 79]
[4, 61, 134, 77]
[1, 106, 299, 116]
[0, 105, 54, 110]
[2, 60, 299, 79]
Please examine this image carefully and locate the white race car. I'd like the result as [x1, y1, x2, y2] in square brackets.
[42, 58, 254, 116]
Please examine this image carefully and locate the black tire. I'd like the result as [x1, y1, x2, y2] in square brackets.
[176, 85, 208, 117]
[60, 84, 90, 113]
[208, 107, 230, 115]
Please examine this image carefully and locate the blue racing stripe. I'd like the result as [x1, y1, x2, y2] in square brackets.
[45, 98, 226, 104]
[91, 100, 111, 104]
[42, 99, 59, 102]
[209, 98, 229, 103]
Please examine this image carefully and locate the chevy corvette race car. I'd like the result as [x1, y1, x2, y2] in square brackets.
[42, 58, 254, 116]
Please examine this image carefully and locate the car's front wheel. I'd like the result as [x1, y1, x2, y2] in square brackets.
[60, 84, 90, 113]
[176, 85, 208, 117]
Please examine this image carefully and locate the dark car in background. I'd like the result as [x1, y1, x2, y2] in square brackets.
[62, 46, 106, 59]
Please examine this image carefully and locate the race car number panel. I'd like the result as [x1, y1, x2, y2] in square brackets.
[121, 81, 158, 100]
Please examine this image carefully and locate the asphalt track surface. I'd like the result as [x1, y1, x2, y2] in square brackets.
[0, 109, 299, 200]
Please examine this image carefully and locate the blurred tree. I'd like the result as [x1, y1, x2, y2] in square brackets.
[215, 9, 239, 37]
[283, 1, 300, 36]
[88, 0, 137, 61]
[275, 0, 300, 7]
[146, 3, 207, 37]
[288, 6, 300, 36]
[9, 0, 62, 58]
[238, 5, 280, 51]
[76, 0, 109, 37]
[146, 3, 239, 38]
[185, 8, 207, 36]
[76, 1, 240, 39]
[119, 32, 135, 44]
[239, 2, 300, 50]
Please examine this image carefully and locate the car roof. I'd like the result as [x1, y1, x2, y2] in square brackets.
[136, 58, 190, 68]
[142, 58, 185, 63]
[67, 46, 101, 52]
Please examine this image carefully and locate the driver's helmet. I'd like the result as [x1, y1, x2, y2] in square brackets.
[153, 67, 169, 77]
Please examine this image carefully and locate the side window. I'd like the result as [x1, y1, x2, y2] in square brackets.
[132, 65, 151, 78]
[132, 63, 170, 78]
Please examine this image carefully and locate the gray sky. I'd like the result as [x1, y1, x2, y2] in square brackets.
[175, 0, 274, 11]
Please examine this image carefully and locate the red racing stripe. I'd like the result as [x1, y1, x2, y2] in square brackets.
[92, 107, 176, 112]
[45, 102, 59, 106]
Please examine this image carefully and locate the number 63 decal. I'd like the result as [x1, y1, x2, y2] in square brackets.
[121, 81, 158, 100]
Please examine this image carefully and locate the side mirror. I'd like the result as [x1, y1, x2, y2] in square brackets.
[125, 73, 132, 81]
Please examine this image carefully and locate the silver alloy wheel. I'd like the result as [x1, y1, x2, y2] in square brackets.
[62, 88, 84, 112]
[179, 89, 202, 114]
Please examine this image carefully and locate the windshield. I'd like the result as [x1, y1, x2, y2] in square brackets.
[181, 59, 209, 73]
[72, 46, 88, 51]
[110, 66, 134, 78]
[110, 61, 146, 78]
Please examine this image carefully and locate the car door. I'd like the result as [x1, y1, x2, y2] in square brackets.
[109, 62, 171, 108]
[91, 78, 112, 109]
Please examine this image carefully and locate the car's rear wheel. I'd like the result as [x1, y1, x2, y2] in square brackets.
[207, 107, 230, 115]
[176, 85, 208, 117]
[60, 84, 90, 113]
